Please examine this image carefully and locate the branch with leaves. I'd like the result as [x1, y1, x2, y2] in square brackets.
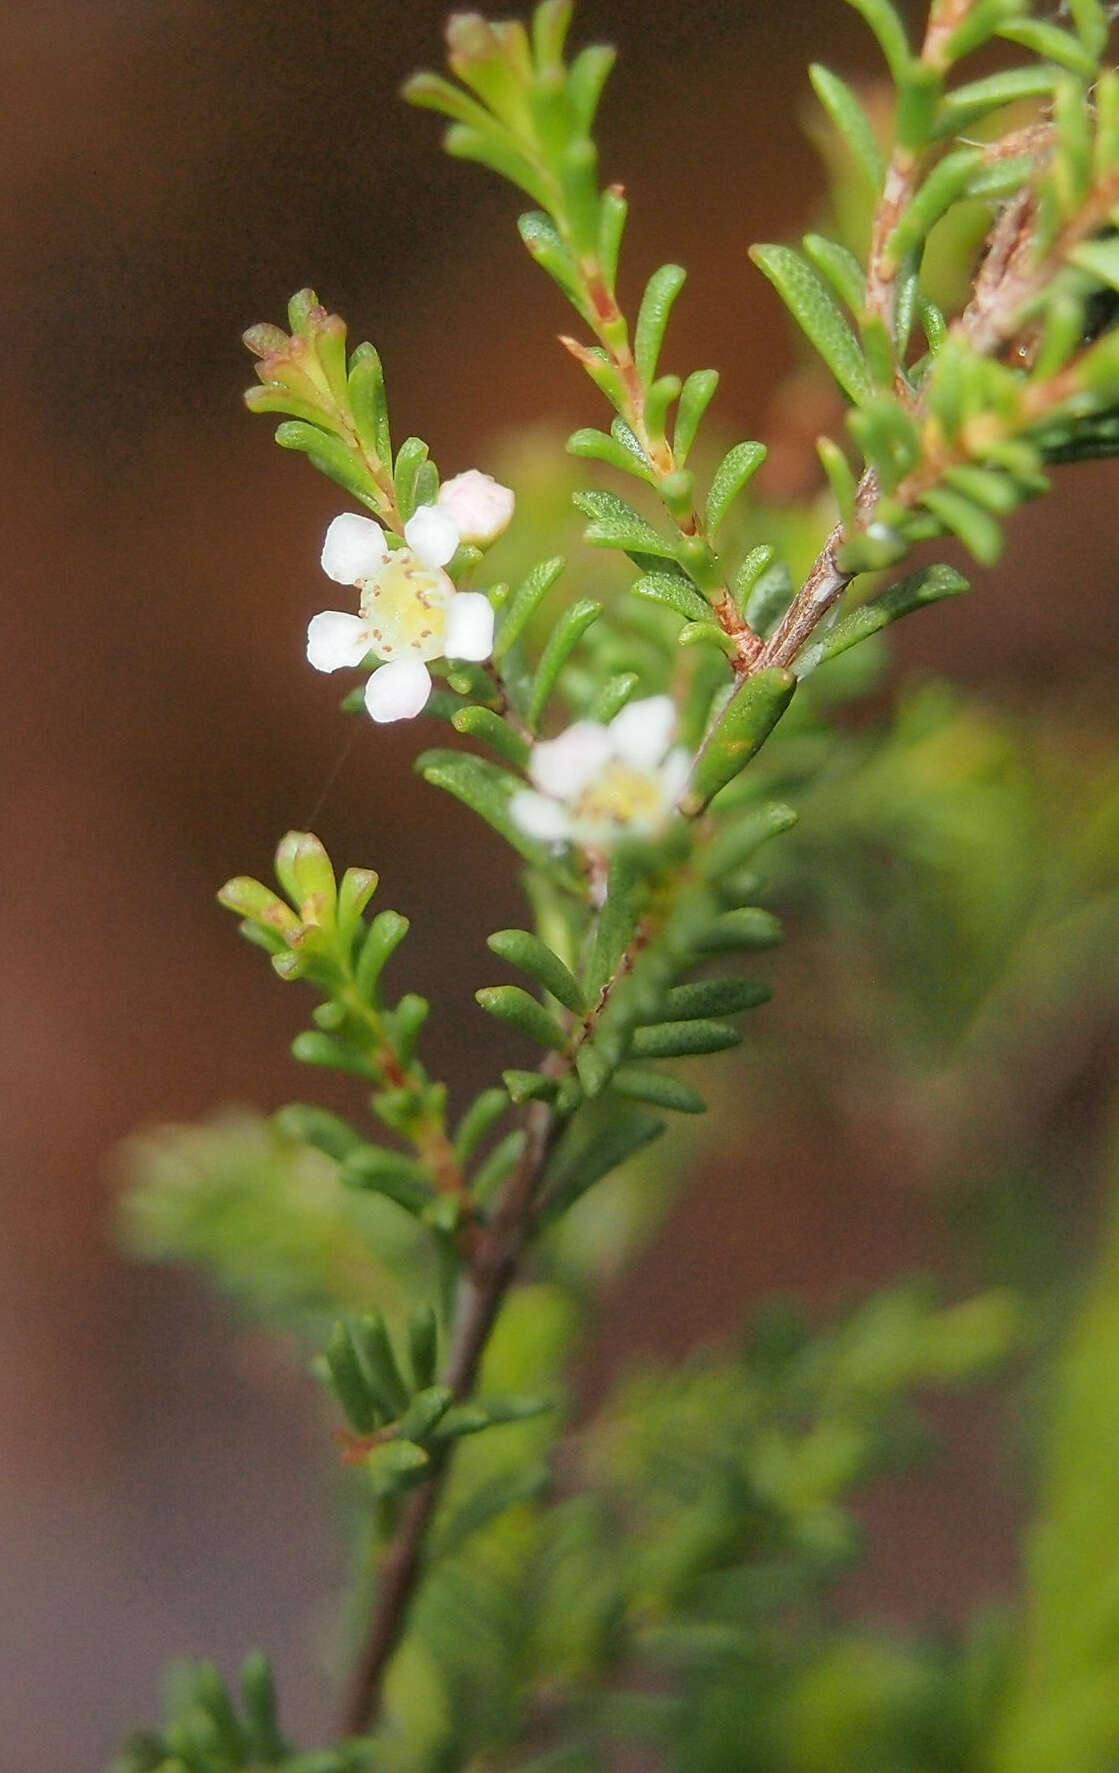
[110, 2, 1119, 1770]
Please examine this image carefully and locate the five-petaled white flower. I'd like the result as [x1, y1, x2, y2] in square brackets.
[308, 508, 496, 723]
[511, 696, 691, 849]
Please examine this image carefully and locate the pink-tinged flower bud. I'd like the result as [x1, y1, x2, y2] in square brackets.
[437, 470, 515, 547]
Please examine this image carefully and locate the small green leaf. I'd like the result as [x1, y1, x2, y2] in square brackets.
[943, 463, 1023, 515]
[940, 0, 1025, 62]
[494, 556, 566, 660]
[936, 64, 1057, 136]
[365, 1438, 430, 1496]
[325, 1323, 378, 1432]
[629, 1018, 741, 1058]
[445, 123, 551, 208]
[291, 1031, 376, 1079]
[1067, 0, 1109, 54]
[895, 61, 943, 153]
[337, 866, 379, 952]
[842, 0, 910, 79]
[471, 1128, 528, 1202]
[274, 421, 376, 508]
[802, 234, 866, 317]
[527, 598, 603, 728]
[433, 1393, 550, 1438]
[568, 425, 653, 480]
[1070, 237, 1119, 294]
[532, 0, 574, 69]
[519, 209, 581, 299]
[919, 298, 947, 356]
[703, 801, 799, 878]
[817, 435, 859, 528]
[921, 485, 1004, 565]
[751, 245, 872, 405]
[352, 1310, 410, 1417]
[848, 395, 922, 491]
[393, 436, 431, 522]
[674, 369, 720, 464]
[559, 135, 601, 255]
[354, 907, 409, 1002]
[635, 264, 687, 384]
[694, 907, 783, 953]
[704, 441, 767, 536]
[794, 562, 969, 675]
[273, 1103, 366, 1163]
[347, 344, 392, 470]
[887, 148, 982, 267]
[240, 1652, 284, 1763]
[402, 70, 498, 131]
[596, 182, 628, 289]
[417, 749, 563, 870]
[386, 992, 429, 1068]
[573, 488, 678, 558]
[677, 621, 737, 657]
[593, 670, 640, 721]
[503, 1068, 560, 1104]
[734, 544, 778, 614]
[193, 1664, 246, 1762]
[476, 985, 569, 1050]
[684, 668, 797, 811]
[588, 852, 646, 990]
[612, 1067, 706, 1113]
[407, 1304, 439, 1391]
[217, 875, 299, 936]
[809, 63, 885, 194]
[488, 929, 586, 1013]
[452, 705, 530, 769]
[629, 569, 712, 624]
[660, 976, 772, 1020]
[1055, 78, 1094, 211]
[454, 1088, 511, 1161]
[396, 1384, 454, 1442]
[340, 1148, 433, 1215]
[996, 17, 1097, 76]
[537, 1106, 664, 1226]
[274, 830, 336, 912]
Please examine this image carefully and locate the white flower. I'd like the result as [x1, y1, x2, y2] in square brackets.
[437, 470, 515, 547]
[308, 511, 495, 723]
[511, 696, 691, 848]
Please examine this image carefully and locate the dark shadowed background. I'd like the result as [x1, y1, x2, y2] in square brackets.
[4, 2, 1119, 1767]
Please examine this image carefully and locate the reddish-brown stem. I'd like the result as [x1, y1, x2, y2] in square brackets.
[341, 1094, 560, 1735]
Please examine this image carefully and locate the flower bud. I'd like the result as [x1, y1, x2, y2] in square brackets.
[438, 469, 515, 546]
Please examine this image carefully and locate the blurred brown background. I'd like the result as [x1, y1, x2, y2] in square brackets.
[4, 1, 1119, 1767]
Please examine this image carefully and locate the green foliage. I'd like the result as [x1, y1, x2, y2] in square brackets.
[114, 1, 1119, 1769]
[990, 1115, 1119, 1773]
[243, 294, 402, 523]
[117, 1113, 430, 1336]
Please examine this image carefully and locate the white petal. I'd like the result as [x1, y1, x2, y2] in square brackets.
[528, 721, 613, 801]
[444, 592, 495, 661]
[659, 746, 693, 809]
[438, 470, 515, 546]
[404, 504, 460, 569]
[363, 656, 432, 723]
[321, 513, 388, 584]
[609, 695, 677, 769]
[509, 790, 572, 843]
[307, 610, 371, 672]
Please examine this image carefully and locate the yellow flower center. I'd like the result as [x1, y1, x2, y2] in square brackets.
[575, 761, 666, 833]
[359, 554, 452, 663]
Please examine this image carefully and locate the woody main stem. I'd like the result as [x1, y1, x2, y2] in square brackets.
[342, 1097, 560, 1735]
